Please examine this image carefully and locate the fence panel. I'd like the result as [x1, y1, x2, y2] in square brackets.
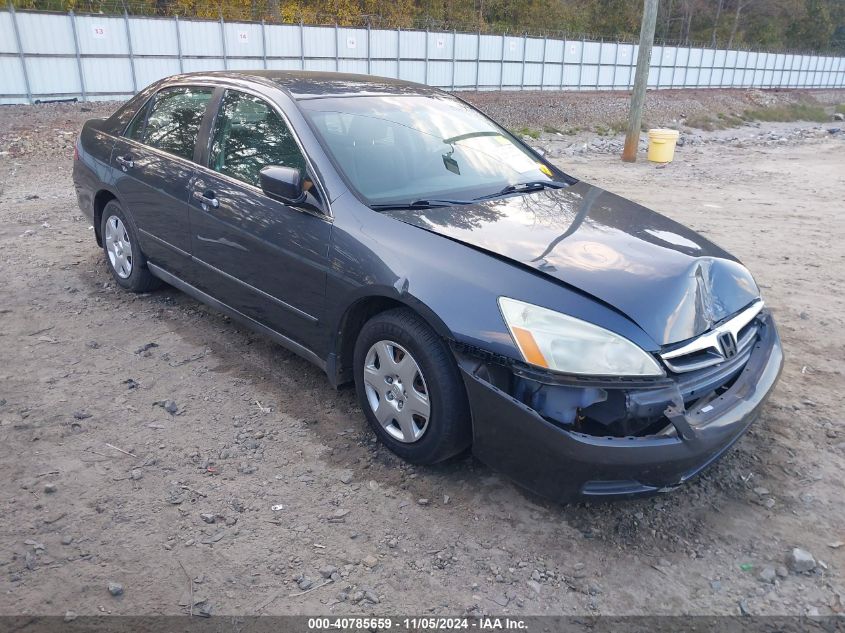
[0, 10, 15, 54]
[1, 9, 844, 104]
[129, 17, 178, 55]
[74, 15, 126, 55]
[367, 28, 389, 59]
[18, 11, 74, 54]
[0, 56, 26, 103]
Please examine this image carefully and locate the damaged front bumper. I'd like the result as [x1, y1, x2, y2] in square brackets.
[456, 311, 783, 502]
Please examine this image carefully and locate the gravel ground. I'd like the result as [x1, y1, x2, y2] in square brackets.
[0, 91, 844, 617]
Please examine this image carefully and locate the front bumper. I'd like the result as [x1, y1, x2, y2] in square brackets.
[460, 313, 783, 502]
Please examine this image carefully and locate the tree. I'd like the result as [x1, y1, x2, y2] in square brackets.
[711, 0, 724, 45]
[727, 0, 760, 48]
[587, 0, 642, 39]
[788, 0, 834, 49]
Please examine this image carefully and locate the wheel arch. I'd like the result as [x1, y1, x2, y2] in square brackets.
[92, 188, 120, 246]
[329, 290, 455, 388]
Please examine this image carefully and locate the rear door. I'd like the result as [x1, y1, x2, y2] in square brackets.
[187, 89, 332, 353]
[110, 85, 214, 275]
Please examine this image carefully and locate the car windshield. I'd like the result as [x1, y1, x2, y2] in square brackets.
[299, 94, 558, 206]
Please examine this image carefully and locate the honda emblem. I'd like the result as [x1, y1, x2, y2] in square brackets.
[718, 331, 738, 359]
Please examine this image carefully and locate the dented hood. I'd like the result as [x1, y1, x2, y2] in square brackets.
[381, 181, 760, 346]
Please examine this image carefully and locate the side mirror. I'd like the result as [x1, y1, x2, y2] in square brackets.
[531, 146, 547, 158]
[259, 165, 303, 203]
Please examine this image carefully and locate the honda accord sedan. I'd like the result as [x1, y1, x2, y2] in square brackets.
[73, 71, 783, 501]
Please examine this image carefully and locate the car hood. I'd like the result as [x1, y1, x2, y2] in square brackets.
[380, 181, 760, 346]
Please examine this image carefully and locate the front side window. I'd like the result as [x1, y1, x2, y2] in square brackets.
[209, 90, 306, 188]
[300, 95, 559, 206]
[142, 86, 214, 160]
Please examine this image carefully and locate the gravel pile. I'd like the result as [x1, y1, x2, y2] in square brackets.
[540, 122, 844, 158]
[0, 102, 115, 159]
[462, 87, 845, 132]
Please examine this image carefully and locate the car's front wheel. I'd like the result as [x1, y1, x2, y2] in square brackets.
[100, 200, 160, 293]
[353, 308, 471, 464]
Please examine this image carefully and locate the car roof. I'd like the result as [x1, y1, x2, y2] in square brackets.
[169, 70, 443, 100]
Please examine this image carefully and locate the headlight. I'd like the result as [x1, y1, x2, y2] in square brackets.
[498, 297, 664, 377]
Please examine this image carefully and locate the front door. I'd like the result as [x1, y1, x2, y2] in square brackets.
[111, 85, 214, 276]
[187, 89, 332, 354]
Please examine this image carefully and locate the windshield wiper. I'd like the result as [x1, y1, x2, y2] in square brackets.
[370, 198, 474, 211]
[474, 180, 569, 201]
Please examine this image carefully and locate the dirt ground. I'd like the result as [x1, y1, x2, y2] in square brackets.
[1, 94, 844, 618]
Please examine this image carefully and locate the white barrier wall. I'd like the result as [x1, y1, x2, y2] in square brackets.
[2, 9, 844, 104]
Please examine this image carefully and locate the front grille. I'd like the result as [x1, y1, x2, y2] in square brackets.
[660, 301, 763, 374]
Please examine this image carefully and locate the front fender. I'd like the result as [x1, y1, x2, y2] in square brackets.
[325, 202, 661, 380]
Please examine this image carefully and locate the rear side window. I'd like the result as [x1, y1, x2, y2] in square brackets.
[142, 86, 214, 161]
[107, 84, 155, 135]
[209, 90, 306, 187]
[125, 102, 149, 141]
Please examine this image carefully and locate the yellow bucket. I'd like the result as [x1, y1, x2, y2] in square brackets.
[647, 128, 680, 163]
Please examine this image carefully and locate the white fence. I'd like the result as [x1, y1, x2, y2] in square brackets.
[2, 8, 845, 104]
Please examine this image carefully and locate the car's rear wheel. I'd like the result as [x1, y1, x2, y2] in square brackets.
[101, 200, 160, 293]
[353, 308, 471, 464]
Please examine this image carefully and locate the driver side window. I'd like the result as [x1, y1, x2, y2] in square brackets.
[209, 90, 307, 188]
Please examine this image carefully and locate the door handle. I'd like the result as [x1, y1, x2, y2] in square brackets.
[193, 190, 220, 209]
[115, 155, 134, 170]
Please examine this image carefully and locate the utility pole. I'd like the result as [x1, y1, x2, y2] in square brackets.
[622, 0, 659, 162]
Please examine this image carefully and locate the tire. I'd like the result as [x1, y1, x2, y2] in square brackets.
[100, 200, 160, 293]
[353, 308, 471, 464]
